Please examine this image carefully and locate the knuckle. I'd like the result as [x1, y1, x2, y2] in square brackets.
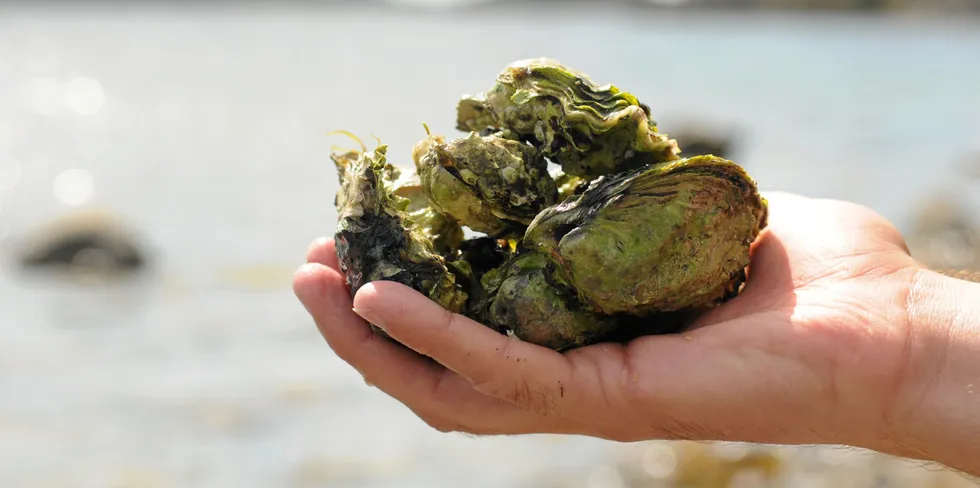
[505, 379, 557, 417]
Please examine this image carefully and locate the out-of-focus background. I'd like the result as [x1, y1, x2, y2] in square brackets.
[1, 0, 979, 487]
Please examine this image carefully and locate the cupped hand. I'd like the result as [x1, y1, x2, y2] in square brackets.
[293, 191, 929, 454]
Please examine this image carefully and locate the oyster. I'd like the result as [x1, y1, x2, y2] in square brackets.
[413, 130, 558, 237]
[457, 58, 680, 179]
[386, 163, 464, 254]
[474, 252, 622, 351]
[328, 58, 769, 351]
[332, 143, 469, 335]
[472, 251, 697, 351]
[523, 155, 768, 315]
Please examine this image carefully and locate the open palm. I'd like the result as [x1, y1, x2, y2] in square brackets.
[294, 191, 924, 453]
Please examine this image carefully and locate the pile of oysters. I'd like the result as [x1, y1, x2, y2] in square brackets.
[332, 58, 768, 351]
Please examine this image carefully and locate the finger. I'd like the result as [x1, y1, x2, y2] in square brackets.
[293, 264, 572, 436]
[352, 281, 585, 420]
[305, 237, 340, 270]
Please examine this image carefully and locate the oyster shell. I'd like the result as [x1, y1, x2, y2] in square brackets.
[472, 251, 697, 351]
[386, 164, 464, 254]
[457, 58, 681, 179]
[332, 144, 469, 336]
[328, 58, 770, 351]
[474, 252, 623, 351]
[523, 155, 768, 315]
[413, 130, 558, 237]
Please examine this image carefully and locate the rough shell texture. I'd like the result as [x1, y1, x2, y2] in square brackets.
[386, 164, 465, 254]
[473, 251, 698, 351]
[330, 58, 770, 351]
[523, 155, 768, 315]
[456, 58, 680, 179]
[332, 145, 469, 335]
[475, 252, 623, 351]
[413, 131, 558, 237]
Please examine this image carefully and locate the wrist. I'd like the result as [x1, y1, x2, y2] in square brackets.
[879, 268, 980, 473]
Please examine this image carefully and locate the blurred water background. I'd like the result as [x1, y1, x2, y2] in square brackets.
[1, 1, 979, 487]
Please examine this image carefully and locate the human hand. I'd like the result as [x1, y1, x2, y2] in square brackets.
[293, 191, 980, 474]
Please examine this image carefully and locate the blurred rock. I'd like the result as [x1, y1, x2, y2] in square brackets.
[13, 209, 150, 277]
[905, 191, 980, 271]
[957, 151, 980, 180]
[666, 122, 740, 161]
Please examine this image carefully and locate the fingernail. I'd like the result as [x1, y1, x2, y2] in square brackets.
[352, 307, 385, 331]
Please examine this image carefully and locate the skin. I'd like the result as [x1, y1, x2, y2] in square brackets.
[294, 191, 980, 476]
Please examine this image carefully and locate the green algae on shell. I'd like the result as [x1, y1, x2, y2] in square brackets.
[522, 155, 769, 316]
[386, 164, 465, 255]
[332, 143, 469, 335]
[474, 251, 623, 351]
[413, 130, 558, 237]
[456, 58, 681, 179]
[472, 250, 698, 351]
